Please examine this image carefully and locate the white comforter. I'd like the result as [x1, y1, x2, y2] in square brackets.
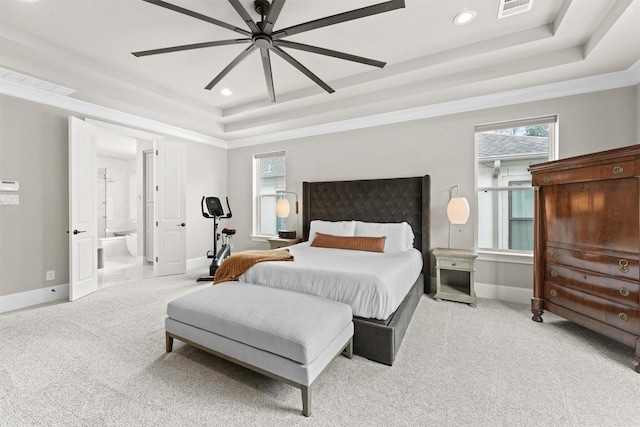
[239, 242, 423, 320]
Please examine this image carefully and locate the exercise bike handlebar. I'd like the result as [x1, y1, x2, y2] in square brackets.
[201, 196, 232, 219]
[223, 197, 232, 219]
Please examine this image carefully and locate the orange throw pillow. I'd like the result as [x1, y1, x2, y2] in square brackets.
[311, 232, 386, 252]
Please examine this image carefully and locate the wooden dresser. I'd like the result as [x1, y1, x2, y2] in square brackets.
[529, 145, 640, 373]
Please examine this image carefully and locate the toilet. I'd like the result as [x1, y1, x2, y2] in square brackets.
[125, 233, 138, 257]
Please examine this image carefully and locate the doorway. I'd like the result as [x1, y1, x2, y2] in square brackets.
[69, 117, 187, 301]
[96, 130, 153, 287]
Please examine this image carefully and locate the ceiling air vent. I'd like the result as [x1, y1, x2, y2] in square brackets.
[0, 67, 75, 96]
[498, 0, 534, 19]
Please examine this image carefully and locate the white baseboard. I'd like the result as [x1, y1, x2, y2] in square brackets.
[475, 282, 532, 305]
[429, 276, 532, 305]
[1, 275, 531, 315]
[2, 257, 208, 314]
[187, 256, 210, 272]
[0, 283, 69, 314]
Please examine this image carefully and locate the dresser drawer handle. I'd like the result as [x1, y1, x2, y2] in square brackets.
[612, 166, 623, 174]
[550, 270, 558, 278]
[618, 313, 628, 322]
[619, 288, 630, 297]
[550, 289, 558, 297]
[619, 259, 629, 273]
[543, 176, 551, 183]
[581, 185, 589, 191]
[550, 251, 558, 259]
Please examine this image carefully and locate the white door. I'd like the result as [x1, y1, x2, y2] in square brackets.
[154, 139, 187, 276]
[68, 117, 98, 301]
[144, 150, 154, 263]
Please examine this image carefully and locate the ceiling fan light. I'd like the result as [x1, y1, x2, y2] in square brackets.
[220, 88, 233, 96]
[454, 10, 476, 25]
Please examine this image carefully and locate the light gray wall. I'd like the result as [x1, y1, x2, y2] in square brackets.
[185, 139, 228, 261]
[0, 97, 70, 297]
[227, 86, 639, 291]
[1, 85, 637, 298]
[0, 95, 226, 297]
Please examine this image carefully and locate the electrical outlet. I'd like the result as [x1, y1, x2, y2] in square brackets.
[46, 270, 55, 281]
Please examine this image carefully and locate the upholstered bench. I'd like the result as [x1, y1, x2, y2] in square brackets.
[165, 282, 354, 416]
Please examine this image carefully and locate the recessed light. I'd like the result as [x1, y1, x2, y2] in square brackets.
[220, 88, 232, 96]
[454, 10, 476, 25]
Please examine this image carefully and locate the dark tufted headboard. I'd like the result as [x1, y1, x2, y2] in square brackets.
[302, 176, 431, 292]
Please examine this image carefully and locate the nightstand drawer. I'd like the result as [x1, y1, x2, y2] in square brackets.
[438, 259, 473, 270]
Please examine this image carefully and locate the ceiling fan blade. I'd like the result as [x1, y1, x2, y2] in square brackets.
[274, 40, 385, 68]
[228, 0, 260, 33]
[259, 48, 276, 102]
[142, 0, 251, 36]
[262, 0, 286, 34]
[132, 39, 251, 57]
[272, 0, 404, 40]
[271, 46, 334, 94]
[205, 45, 257, 90]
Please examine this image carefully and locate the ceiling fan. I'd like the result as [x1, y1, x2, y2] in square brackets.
[132, 0, 405, 102]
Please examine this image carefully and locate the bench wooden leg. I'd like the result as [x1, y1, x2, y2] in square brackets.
[302, 386, 311, 417]
[166, 332, 174, 353]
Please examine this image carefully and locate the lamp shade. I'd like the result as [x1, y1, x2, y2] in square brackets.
[447, 197, 470, 225]
[276, 198, 291, 218]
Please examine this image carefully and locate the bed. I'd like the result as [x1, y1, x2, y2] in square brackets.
[243, 175, 430, 365]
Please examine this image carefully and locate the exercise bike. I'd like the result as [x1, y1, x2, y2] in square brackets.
[196, 196, 235, 282]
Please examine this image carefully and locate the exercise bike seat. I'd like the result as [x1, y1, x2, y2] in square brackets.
[222, 227, 236, 236]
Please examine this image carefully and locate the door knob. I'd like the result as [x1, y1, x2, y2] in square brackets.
[178, 223, 186, 227]
[73, 229, 86, 235]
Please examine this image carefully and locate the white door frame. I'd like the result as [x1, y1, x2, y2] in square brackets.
[69, 119, 187, 295]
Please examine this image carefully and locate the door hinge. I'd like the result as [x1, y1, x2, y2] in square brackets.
[156, 185, 158, 191]
[156, 256, 158, 262]
[156, 221, 158, 226]
[155, 150, 158, 156]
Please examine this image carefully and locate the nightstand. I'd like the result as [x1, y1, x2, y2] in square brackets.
[433, 248, 478, 307]
[268, 237, 302, 249]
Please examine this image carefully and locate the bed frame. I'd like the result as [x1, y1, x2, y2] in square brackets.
[302, 175, 431, 365]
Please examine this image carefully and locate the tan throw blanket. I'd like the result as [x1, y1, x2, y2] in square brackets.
[213, 249, 294, 284]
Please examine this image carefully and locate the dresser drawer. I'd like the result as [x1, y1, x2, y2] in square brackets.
[545, 247, 639, 280]
[437, 258, 473, 270]
[544, 283, 640, 335]
[545, 263, 639, 309]
[533, 159, 636, 186]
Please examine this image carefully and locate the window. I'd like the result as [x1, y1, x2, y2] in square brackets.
[253, 152, 286, 237]
[475, 116, 557, 252]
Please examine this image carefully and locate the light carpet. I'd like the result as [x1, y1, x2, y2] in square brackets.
[1, 271, 639, 426]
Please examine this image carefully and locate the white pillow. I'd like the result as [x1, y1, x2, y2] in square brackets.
[354, 221, 415, 252]
[308, 220, 356, 243]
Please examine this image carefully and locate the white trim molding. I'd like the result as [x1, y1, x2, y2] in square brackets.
[187, 256, 211, 272]
[475, 282, 532, 305]
[477, 250, 534, 265]
[0, 283, 69, 314]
